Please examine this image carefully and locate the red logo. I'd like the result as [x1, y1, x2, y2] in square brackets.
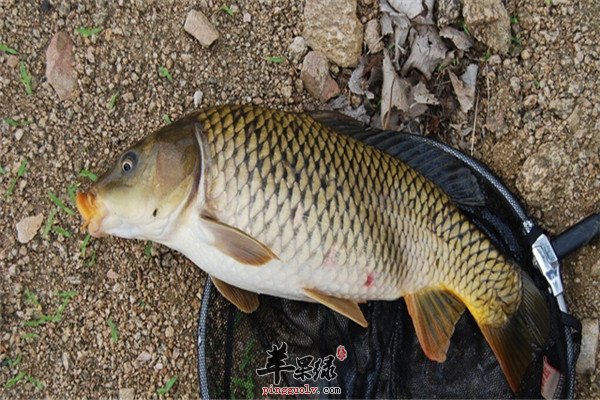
[336, 345, 347, 361]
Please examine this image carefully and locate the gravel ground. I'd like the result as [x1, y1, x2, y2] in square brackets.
[0, 0, 597, 399]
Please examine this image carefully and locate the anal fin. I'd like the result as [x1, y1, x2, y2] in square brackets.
[405, 288, 466, 362]
[211, 276, 260, 313]
[303, 288, 368, 328]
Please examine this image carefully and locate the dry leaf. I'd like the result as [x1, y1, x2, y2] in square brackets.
[386, 0, 424, 19]
[348, 59, 366, 95]
[401, 26, 448, 79]
[449, 64, 478, 112]
[381, 51, 410, 127]
[440, 26, 474, 51]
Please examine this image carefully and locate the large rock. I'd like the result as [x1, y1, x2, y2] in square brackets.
[303, 0, 363, 67]
[463, 0, 511, 54]
[46, 31, 77, 101]
[300, 51, 340, 102]
[184, 9, 219, 47]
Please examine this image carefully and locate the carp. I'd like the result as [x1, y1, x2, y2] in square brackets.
[76, 105, 549, 391]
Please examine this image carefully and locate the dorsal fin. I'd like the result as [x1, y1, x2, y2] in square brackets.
[308, 110, 372, 137]
[309, 112, 485, 207]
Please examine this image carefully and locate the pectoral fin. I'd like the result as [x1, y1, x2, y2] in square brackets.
[404, 288, 466, 362]
[211, 276, 260, 313]
[201, 216, 278, 266]
[303, 288, 368, 328]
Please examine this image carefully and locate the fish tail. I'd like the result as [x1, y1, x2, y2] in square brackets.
[477, 271, 550, 392]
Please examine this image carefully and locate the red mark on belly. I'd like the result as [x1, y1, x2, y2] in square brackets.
[365, 273, 375, 288]
[322, 245, 338, 268]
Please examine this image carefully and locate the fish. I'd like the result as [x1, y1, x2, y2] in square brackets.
[76, 105, 549, 392]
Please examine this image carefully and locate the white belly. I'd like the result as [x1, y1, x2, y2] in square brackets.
[161, 217, 401, 302]
[161, 219, 311, 300]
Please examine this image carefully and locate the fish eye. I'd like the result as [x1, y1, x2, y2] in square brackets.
[121, 151, 137, 173]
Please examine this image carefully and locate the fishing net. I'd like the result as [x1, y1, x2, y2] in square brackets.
[196, 130, 582, 399]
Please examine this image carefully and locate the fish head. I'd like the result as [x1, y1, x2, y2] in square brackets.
[76, 121, 201, 241]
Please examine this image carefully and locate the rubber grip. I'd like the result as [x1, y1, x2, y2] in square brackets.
[552, 213, 600, 260]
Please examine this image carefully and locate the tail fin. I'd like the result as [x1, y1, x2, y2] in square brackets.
[478, 272, 550, 392]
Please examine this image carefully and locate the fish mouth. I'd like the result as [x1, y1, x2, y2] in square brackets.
[76, 191, 107, 237]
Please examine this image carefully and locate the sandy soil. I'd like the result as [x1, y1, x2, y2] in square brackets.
[0, 0, 597, 398]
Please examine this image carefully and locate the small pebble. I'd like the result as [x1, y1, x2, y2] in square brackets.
[576, 319, 599, 374]
[106, 269, 119, 280]
[193, 90, 204, 107]
[118, 388, 135, 400]
[16, 214, 44, 244]
[136, 351, 152, 362]
[165, 326, 174, 338]
[184, 9, 219, 47]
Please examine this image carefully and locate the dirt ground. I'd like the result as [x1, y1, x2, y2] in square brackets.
[0, 0, 597, 399]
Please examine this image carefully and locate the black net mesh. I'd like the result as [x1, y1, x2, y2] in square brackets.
[199, 281, 573, 399]
[196, 134, 580, 399]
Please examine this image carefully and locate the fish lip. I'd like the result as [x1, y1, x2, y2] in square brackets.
[75, 191, 107, 238]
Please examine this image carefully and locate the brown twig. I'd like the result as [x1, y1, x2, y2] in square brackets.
[471, 93, 480, 155]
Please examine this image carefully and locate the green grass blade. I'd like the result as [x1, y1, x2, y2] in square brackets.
[157, 375, 178, 396]
[108, 92, 118, 111]
[67, 183, 79, 204]
[86, 249, 97, 267]
[76, 27, 102, 38]
[4, 372, 26, 388]
[21, 333, 39, 341]
[144, 241, 153, 258]
[3, 118, 19, 127]
[5, 158, 28, 200]
[24, 289, 40, 307]
[221, 4, 234, 16]
[79, 169, 98, 181]
[6, 355, 22, 367]
[0, 43, 18, 55]
[158, 66, 173, 82]
[25, 375, 44, 390]
[3, 118, 31, 127]
[42, 209, 57, 238]
[48, 191, 76, 216]
[25, 314, 58, 327]
[19, 62, 33, 96]
[52, 226, 72, 237]
[80, 233, 91, 258]
[107, 318, 119, 343]
[58, 290, 77, 300]
[266, 56, 285, 63]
